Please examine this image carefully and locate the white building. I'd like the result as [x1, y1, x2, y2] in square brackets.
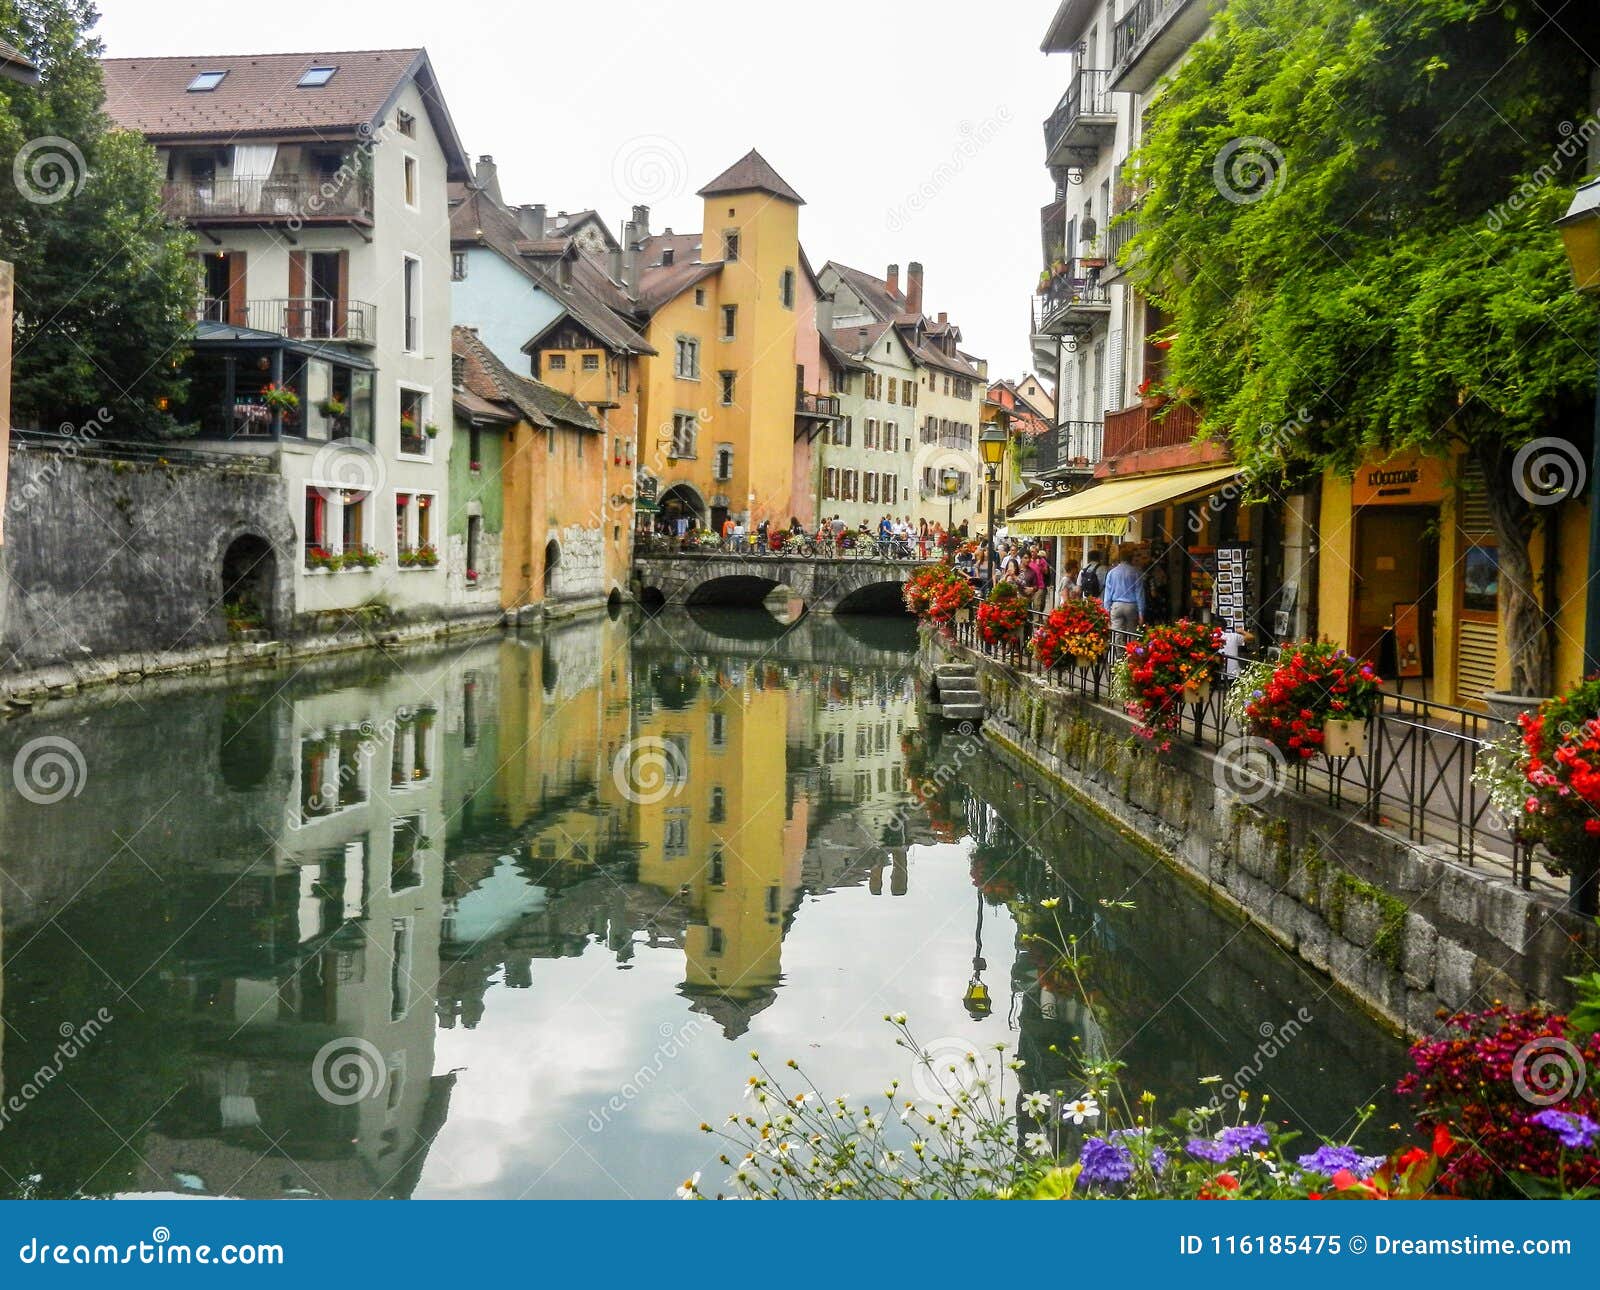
[102, 49, 470, 623]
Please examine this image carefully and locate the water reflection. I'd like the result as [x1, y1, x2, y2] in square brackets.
[0, 610, 1401, 1199]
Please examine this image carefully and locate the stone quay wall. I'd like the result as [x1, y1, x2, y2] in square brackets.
[925, 630, 1599, 1036]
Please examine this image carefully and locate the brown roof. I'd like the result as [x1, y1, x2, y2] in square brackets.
[0, 37, 39, 85]
[832, 321, 893, 358]
[637, 259, 721, 316]
[100, 48, 469, 178]
[449, 182, 654, 355]
[697, 148, 805, 205]
[823, 261, 906, 323]
[453, 327, 600, 433]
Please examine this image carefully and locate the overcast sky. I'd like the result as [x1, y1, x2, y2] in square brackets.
[98, 0, 1060, 383]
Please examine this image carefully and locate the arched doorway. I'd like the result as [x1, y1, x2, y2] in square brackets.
[543, 537, 561, 599]
[657, 483, 708, 535]
[220, 534, 276, 637]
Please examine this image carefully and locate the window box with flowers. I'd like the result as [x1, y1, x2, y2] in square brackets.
[338, 544, 383, 571]
[1137, 377, 1169, 410]
[1112, 619, 1222, 746]
[305, 545, 340, 574]
[1243, 640, 1381, 761]
[398, 543, 440, 569]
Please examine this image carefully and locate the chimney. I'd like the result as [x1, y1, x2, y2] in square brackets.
[906, 262, 924, 316]
[608, 245, 623, 282]
[516, 203, 547, 240]
[474, 154, 502, 204]
[886, 263, 900, 298]
[621, 216, 643, 300]
[938, 310, 948, 326]
[632, 204, 651, 239]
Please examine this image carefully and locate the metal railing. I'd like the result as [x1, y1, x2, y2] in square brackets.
[1036, 266, 1111, 332]
[199, 296, 377, 346]
[1112, 0, 1194, 72]
[797, 392, 842, 417]
[943, 609, 1532, 879]
[1044, 67, 1115, 156]
[635, 533, 940, 562]
[162, 173, 374, 222]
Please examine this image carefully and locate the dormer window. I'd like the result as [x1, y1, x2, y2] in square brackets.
[186, 70, 227, 92]
[662, 247, 675, 266]
[396, 110, 416, 138]
[297, 65, 337, 87]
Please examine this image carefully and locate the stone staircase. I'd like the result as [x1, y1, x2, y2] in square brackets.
[932, 661, 983, 723]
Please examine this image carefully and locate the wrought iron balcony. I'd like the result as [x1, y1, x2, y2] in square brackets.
[162, 173, 374, 224]
[199, 296, 377, 347]
[1034, 263, 1111, 334]
[1043, 68, 1116, 167]
[1111, 0, 1210, 93]
[796, 392, 841, 418]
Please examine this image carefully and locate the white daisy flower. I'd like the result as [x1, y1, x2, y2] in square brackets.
[1025, 1132, 1052, 1157]
[1062, 1095, 1100, 1125]
[1021, 1090, 1053, 1115]
[675, 1171, 701, 1199]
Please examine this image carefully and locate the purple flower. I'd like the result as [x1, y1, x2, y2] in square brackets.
[1112, 1127, 1168, 1175]
[1296, 1144, 1386, 1177]
[1078, 1135, 1134, 1186]
[1530, 1109, 1600, 1150]
[1186, 1137, 1234, 1163]
[1219, 1124, 1270, 1155]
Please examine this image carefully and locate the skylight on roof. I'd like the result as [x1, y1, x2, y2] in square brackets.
[297, 65, 337, 87]
[186, 70, 227, 92]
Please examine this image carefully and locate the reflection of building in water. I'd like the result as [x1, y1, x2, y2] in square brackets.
[130, 650, 495, 1199]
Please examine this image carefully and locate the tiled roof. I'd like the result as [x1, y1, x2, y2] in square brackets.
[697, 148, 804, 205]
[452, 326, 600, 433]
[100, 48, 469, 178]
[637, 259, 721, 316]
[0, 37, 39, 84]
[637, 229, 702, 267]
[823, 261, 906, 323]
[832, 321, 893, 358]
[449, 182, 654, 355]
[903, 331, 984, 382]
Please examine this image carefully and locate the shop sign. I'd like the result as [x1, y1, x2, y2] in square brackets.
[1351, 454, 1446, 506]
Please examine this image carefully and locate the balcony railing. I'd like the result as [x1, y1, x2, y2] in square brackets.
[1101, 399, 1201, 458]
[1043, 67, 1115, 162]
[1111, 0, 1208, 91]
[1035, 264, 1111, 333]
[796, 392, 841, 417]
[200, 296, 377, 346]
[162, 173, 374, 223]
[1105, 207, 1139, 271]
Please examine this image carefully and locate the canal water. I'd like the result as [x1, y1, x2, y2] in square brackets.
[0, 609, 1405, 1199]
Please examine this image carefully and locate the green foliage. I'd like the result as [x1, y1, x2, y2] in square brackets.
[0, 0, 196, 436]
[1126, 0, 1600, 692]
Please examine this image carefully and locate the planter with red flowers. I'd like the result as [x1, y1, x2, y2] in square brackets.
[1475, 677, 1600, 912]
[304, 545, 339, 574]
[1136, 377, 1169, 410]
[1114, 619, 1222, 741]
[1244, 640, 1381, 761]
[976, 581, 1031, 649]
[1031, 597, 1111, 672]
[904, 563, 975, 629]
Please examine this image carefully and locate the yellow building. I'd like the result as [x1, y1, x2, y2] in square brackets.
[1315, 449, 1589, 709]
[633, 151, 805, 533]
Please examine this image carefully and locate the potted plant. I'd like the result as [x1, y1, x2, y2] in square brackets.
[1118, 619, 1222, 741]
[424, 422, 440, 439]
[262, 382, 299, 417]
[1031, 597, 1111, 671]
[1244, 640, 1382, 760]
[1474, 678, 1600, 913]
[904, 564, 975, 629]
[410, 543, 440, 568]
[338, 543, 382, 571]
[318, 395, 348, 427]
[305, 545, 338, 573]
[1137, 377, 1168, 410]
[976, 581, 1031, 649]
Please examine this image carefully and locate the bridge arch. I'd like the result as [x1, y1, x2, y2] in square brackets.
[831, 579, 911, 616]
[684, 573, 799, 610]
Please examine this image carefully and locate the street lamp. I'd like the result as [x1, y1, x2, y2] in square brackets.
[979, 422, 1008, 593]
[941, 466, 960, 554]
[1554, 177, 1600, 916]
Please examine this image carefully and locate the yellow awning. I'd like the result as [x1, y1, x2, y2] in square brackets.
[1009, 465, 1240, 538]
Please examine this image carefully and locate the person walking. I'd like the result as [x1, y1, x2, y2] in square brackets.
[1028, 545, 1050, 611]
[1078, 548, 1107, 600]
[1102, 544, 1146, 641]
[1059, 558, 1083, 603]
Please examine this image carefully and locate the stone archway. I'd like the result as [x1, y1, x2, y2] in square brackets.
[658, 483, 708, 534]
[220, 533, 277, 638]
[543, 537, 561, 599]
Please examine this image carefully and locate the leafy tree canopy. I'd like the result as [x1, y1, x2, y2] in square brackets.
[0, 0, 195, 437]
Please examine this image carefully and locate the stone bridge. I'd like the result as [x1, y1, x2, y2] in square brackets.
[632, 551, 923, 614]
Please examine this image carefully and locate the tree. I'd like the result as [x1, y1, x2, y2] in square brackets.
[1125, 0, 1600, 696]
[0, 0, 195, 437]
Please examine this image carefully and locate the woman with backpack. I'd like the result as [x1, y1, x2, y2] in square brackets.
[1078, 548, 1108, 600]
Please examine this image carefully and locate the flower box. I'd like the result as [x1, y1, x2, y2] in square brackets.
[1184, 679, 1212, 707]
[1322, 717, 1367, 759]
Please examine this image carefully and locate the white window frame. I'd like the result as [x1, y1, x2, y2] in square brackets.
[396, 380, 433, 462]
[401, 253, 422, 355]
[402, 152, 420, 212]
[393, 487, 438, 565]
[302, 481, 373, 573]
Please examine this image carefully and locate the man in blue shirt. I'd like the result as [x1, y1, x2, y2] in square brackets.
[1102, 544, 1147, 640]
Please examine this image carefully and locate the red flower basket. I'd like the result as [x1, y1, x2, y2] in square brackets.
[1122, 619, 1221, 737]
[1031, 597, 1111, 670]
